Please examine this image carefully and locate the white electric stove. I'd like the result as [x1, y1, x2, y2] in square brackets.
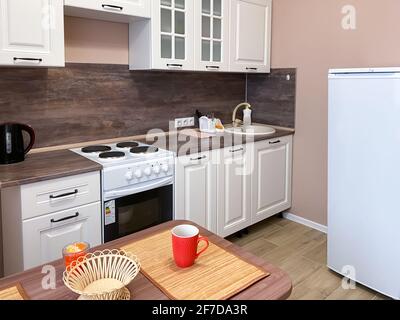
[71, 141, 175, 243]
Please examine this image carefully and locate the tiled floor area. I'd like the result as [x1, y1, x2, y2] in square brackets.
[228, 216, 389, 300]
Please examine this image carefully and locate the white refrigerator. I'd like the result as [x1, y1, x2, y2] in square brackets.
[328, 68, 400, 299]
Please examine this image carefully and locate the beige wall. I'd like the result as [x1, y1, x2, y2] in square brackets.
[65, 16, 129, 64]
[271, 0, 400, 225]
[65, 1, 400, 226]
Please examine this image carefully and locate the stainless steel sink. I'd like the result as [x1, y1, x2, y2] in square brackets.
[225, 124, 276, 136]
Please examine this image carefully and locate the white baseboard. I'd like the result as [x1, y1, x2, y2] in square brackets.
[282, 212, 328, 234]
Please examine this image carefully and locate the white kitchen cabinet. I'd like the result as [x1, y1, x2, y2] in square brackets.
[130, 0, 195, 71]
[217, 145, 252, 237]
[20, 172, 100, 220]
[0, 0, 64, 67]
[174, 135, 293, 238]
[1, 172, 102, 276]
[194, 0, 230, 72]
[174, 151, 217, 232]
[65, 0, 150, 23]
[22, 202, 102, 271]
[229, 0, 272, 73]
[252, 136, 292, 224]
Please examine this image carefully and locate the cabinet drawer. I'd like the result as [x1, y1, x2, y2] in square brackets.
[21, 172, 101, 220]
[65, 0, 150, 20]
[22, 202, 102, 270]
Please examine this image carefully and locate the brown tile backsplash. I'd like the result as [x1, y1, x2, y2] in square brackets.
[0, 64, 296, 148]
[248, 69, 296, 128]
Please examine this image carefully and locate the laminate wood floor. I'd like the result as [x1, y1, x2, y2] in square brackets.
[227, 216, 390, 300]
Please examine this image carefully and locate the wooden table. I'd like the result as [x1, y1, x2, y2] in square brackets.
[0, 221, 292, 300]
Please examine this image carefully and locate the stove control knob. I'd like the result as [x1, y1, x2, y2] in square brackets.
[125, 171, 133, 180]
[134, 169, 142, 179]
[153, 165, 161, 174]
[161, 164, 169, 173]
[144, 167, 152, 176]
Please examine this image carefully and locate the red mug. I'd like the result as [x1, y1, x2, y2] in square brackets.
[172, 224, 209, 268]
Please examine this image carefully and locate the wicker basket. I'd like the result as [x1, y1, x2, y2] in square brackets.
[62, 249, 140, 300]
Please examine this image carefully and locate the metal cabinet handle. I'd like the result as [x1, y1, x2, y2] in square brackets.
[229, 147, 244, 153]
[269, 140, 281, 145]
[13, 57, 42, 63]
[190, 155, 206, 161]
[51, 212, 79, 223]
[102, 4, 123, 10]
[206, 65, 220, 70]
[246, 67, 258, 71]
[50, 189, 78, 199]
[167, 63, 183, 69]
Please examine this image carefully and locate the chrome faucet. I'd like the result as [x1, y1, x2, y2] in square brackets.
[232, 102, 252, 127]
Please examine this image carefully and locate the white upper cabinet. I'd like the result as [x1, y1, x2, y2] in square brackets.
[229, 0, 272, 73]
[64, 0, 150, 22]
[0, 0, 64, 67]
[194, 0, 229, 72]
[130, 0, 272, 72]
[130, 0, 195, 71]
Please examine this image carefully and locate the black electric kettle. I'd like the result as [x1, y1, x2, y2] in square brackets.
[0, 123, 35, 164]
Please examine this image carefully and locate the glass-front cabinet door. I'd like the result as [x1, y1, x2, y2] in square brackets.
[152, 0, 194, 70]
[194, 0, 229, 71]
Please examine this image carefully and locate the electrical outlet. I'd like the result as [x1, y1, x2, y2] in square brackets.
[175, 117, 195, 129]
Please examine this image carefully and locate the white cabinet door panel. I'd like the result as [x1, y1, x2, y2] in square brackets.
[22, 202, 102, 270]
[152, 0, 195, 70]
[0, 0, 64, 66]
[257, 146, 286, 209]
[229, 0, 271, 73]
[252, 136, 292, 223]
[217, 145, 252, 237]
[194, 0, 229, 71]
[175, 152, 216, 232]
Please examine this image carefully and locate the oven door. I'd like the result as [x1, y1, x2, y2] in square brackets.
[103, 178, 173, 243]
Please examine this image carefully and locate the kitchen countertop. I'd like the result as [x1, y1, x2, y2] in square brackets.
[138, 126, 295, 156]
[0, 126, 294, 189]
[0, 220, 293, 300]
[0, 150, 102, 189]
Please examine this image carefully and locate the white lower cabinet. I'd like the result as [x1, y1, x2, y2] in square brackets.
[174, 135, 293, 238]
[217, 145, 252, 237]
[174, 151, 217, 232]
[1, 172, 102, 276]
[252, 135, 293, 224]
[22, 202, 101, 271]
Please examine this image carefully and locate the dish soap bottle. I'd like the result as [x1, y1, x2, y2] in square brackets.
[243, 105, 252, 127]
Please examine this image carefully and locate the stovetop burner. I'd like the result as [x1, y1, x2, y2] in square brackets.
[116, 141, 140, 149]
[130, 146, 159, 155]
[99, 151, 126, 159]
[82, 145, 112, 153]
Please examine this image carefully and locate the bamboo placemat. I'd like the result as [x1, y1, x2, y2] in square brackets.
[121, 230, 269, 300]
[0, 284, 28, 300]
